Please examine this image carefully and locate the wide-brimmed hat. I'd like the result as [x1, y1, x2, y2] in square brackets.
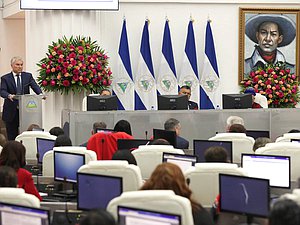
[245, 14, 296, 47]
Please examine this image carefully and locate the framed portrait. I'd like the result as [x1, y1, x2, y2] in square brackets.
[239, 8, 300, 82]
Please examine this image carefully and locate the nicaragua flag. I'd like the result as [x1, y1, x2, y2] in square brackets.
[156, 19, 178, 95]
[178, 19, 200, 106]
[113, 19, 134, 110]
[134, 19, 157, 110]
[200, 20, 221, 109]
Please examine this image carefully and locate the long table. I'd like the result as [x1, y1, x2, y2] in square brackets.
[62, 108, 300, 146]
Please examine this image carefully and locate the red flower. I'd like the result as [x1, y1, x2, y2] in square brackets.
[63, 80, 70, 87]
[50, 80, 56, 86]
[92, 78, 98, 84]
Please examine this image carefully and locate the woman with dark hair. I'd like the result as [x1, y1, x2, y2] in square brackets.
[0, 141, 42, 200]
[79, 209, 116, 225]
[269, 199, 300, 225]
[141, 163, 214, 225]
[0, 165, 18, 187]
[113, 120, 132, 136]
[54, 135, 72, 147]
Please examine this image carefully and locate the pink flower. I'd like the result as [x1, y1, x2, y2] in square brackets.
[273, 74, 278, 79]
[50, 80, 56, 86]
[72, 74, 79, 81]
[41, 64, 47, 69]
[42, 80, 48, 86]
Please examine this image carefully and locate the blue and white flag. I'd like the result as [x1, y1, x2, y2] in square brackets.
[156, 20, 178, 95]
[113, 19, 134, 110]
[178, 20, 199, 105]
[200, 20, 221, 109]
[134, 19, 157, 110]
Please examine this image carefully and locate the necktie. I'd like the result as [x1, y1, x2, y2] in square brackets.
[16, 74, 22, 95]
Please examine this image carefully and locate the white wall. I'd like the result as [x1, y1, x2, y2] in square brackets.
[0, 0, 299, 131]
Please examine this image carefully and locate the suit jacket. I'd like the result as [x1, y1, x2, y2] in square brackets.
[176, 136, 189, 149]
[17, 168, 42, 201]
[0, 72, 42, 122]
[188, 101, 199, 110]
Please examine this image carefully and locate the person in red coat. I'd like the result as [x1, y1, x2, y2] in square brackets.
[0, 141, 42, 201]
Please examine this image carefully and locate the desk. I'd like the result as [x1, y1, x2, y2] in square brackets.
[62, 108, 300, 146]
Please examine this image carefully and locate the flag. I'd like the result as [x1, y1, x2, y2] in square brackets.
[178, 20, 199, 105]
[156, 20, 178, 95]
[134, 19, 157, 110]
[113, 19, 134, 110]
[200, 20, 221, 109]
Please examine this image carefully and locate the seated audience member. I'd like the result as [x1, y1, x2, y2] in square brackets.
[228, 124, 247, 133]
[0, 134, 7, 148]
[114, 120, 132, 136]
[244, 87, 262, 108]
[27, 124, 42, 131]
[54, 135, 72, 147]
[49, 126, 65, 136]
[112, 150, 137, 165]
[151, 138, 171, 145]
[79, 209, 116, 225]
[0, 165, 18, 187]
[0, 141, 42, 200]
[288, 129, 300, 133]
[178, 85, 198, 110]
[253, 137, 272, 152]
[269, 199, 300, 225]
[81, 122, 107, 147]
[204, 146, 228, 163]
[164, 118, 189, 149]
[100, 89, 112, 96]
[225, 116, 244, 132]
[141, 163, 214, 225]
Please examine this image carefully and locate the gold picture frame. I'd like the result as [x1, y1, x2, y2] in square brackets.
[239, 8, 300, 82]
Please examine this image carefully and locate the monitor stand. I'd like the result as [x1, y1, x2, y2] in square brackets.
[53, 181, 77, 198]
[239, 215, 260, 225]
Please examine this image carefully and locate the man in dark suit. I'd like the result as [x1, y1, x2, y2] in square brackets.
[164, 118, 189, 149]
[178, 85, 198, 110]
[0, 56, 43, 140]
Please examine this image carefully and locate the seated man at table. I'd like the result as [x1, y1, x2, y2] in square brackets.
[178, 85, 198, 110]
[164, 118, 189, 149]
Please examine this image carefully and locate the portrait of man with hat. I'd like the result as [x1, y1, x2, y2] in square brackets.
[244, 14, 296, 75]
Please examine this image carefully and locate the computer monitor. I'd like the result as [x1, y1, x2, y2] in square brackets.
[222, 93, 252, 109]
[219, 174, 270, 219]
[118, 206, 181, 225]
[95, 128, 114, 134]
[54, 151, 85, 183]
[291, 139, 300, 143]
[162, 152, 197, 173]
[246, 130, 270, 139]
[158, 95, 188, 110]
[36, 138, 55, 164]
[241, 154, 290, 188]
[193, 140, 233, 163]
[77, 173, 123, 210]
[87, 95, 118, 111]
[0, 201, 50, 225]
[153, 129, 177, 148]
[117, 139, 150, 150]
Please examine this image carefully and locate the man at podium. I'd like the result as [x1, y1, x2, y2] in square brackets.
[0, 56, 43, 140]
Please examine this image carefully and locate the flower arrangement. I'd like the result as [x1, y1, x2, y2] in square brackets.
[240, 62, 299, 108]
[37, 36, 112, 94]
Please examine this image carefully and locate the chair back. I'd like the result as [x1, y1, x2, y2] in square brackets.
[42, 146, 97, 176]
[78, 160, 143, 192]
[0, 188, 40, 207]
[255, 142, 300, 181]
[15, 131, 57, 160]
[209, 133, 255, 164]
[275, 133, 300, 142]
[87, 132, 133, 160]
[107, 190, 194, 225]
[131, 145, 184, 179]
[185, 163, 247, 207]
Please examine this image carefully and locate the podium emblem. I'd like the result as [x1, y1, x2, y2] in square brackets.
[26, 100, 38, 109]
